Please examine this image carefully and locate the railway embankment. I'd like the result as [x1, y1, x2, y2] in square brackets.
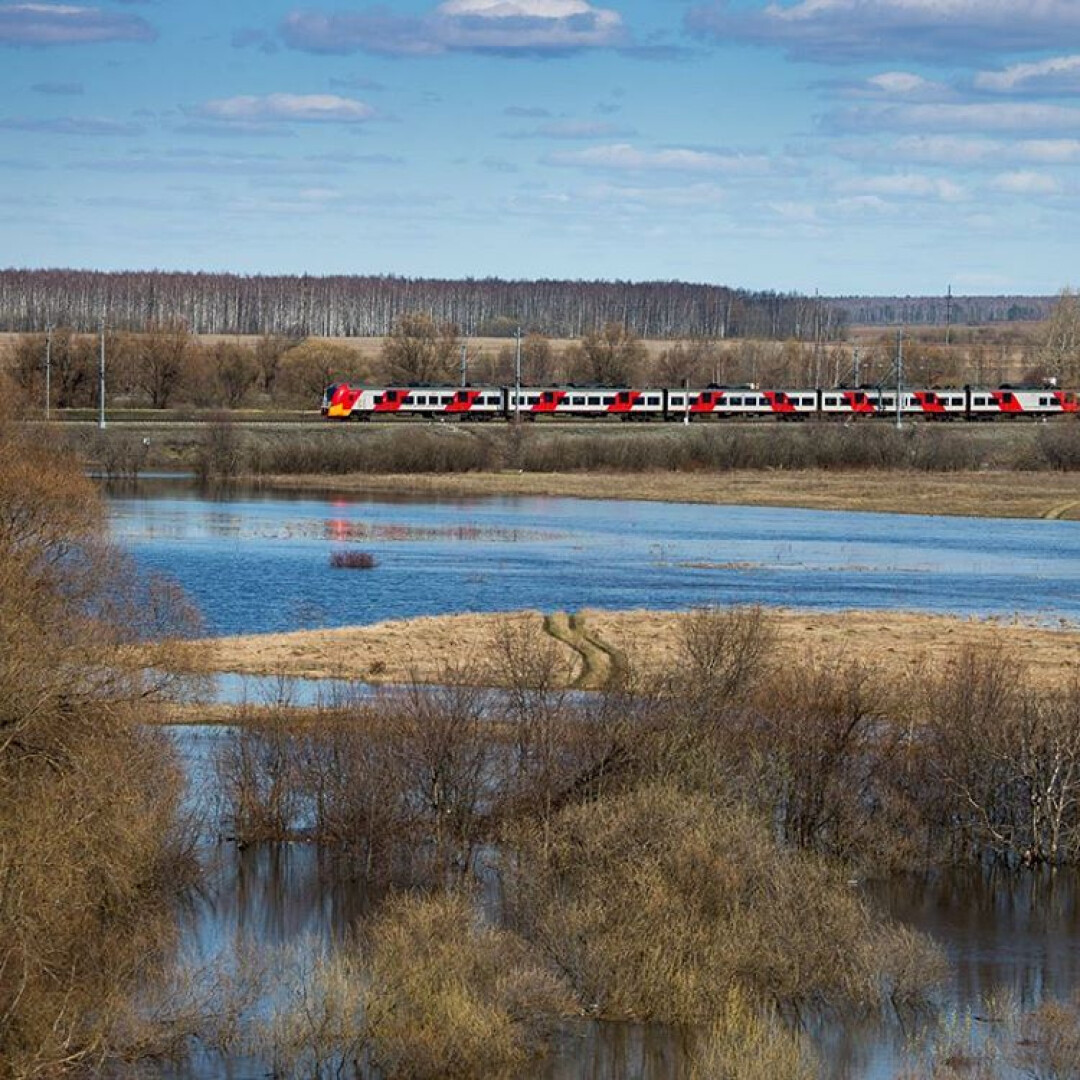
[65, 419, 1080, 518]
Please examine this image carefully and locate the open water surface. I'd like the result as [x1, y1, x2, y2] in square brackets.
[109, 481, 1080, 636]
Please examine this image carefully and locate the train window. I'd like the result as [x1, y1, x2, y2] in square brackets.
[588, 396, 600, 406]
[1000, 393, 1013, 403]
[647, 396, 660, 406]
[671, 396, 684, 406]
[403, 394, 414, 405]
[803, 397, 815, 406]
[730, 396, 743, 406]
[824, 396, 837, 407]
[603, 395, 614, 405]
[974, 396, 986, 406]
[1040, 397, 1049, 406]
[572, 396, 585, 405]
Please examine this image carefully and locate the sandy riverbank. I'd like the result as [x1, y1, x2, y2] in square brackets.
[256, 469, 1080, 520]
[204, 607, 1080, 689]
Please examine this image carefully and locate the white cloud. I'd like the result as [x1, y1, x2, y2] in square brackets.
[838, 173, 966, 201]
[989, 170, 1062, 195]
[824, 103, 1080, 135]
[0, 2, 155, 46]
[281, 0, 624, 56]
[975, 55, 1080, 96]
[194, 94, 375, 124]
[867, 71, 942, 96]
[686, 0, 1080, 63]
[546, 142, 774, 175]
[829, 134, 1080, 169]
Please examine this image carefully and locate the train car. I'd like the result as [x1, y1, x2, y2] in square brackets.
[968, 387, 1079, 419]
[861, 389, 967, 419]
[819, 389, 878, 418]
[507, 387, 665, 419]
[322, 384, 505, 419]
[666, 388, 817, 419]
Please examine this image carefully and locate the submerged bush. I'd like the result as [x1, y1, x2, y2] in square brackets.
[329, 549, 377, 569]
[504, 783, 946, 1023]
[364, 891, 574, 1080]
[687, 989, 818, 1080]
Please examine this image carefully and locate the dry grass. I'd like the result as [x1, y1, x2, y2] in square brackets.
[260, 466, 1080, 519]
[202, 607, 1080, 688]
[363, 891, 574, 1080]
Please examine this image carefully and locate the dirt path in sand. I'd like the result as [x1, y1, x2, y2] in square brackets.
[202, 607, 1080, 689]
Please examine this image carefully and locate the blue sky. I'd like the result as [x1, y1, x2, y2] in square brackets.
[2, 0, 1080, 294]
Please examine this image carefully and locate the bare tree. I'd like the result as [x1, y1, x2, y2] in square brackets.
[565, 323, 647, 386]
[135, 322, 190, 408]
[208, 341, 258, 408]
[380, 312, 459, 384]
[1040, 287, 1080, 385]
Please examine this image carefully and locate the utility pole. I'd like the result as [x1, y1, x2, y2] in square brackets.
[514, 326, 521, 424]
[44, 325, 52, 421]
[852, 346, 860, 387]
[98, 316, 106, 431]
[460, 340, 468, 387]
[945, 284, 952, 347]
[895, 328, 904, 430]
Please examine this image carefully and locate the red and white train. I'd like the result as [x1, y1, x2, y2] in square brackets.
[322, 383, 1078, 422]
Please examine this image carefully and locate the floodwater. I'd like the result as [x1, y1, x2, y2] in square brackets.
[173, 724, 1080, 1080]
[121, 484, 1080, 1079]
[108, 482, 1080, 636]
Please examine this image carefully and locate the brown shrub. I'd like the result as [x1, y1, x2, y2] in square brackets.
[0, 416, 201, 1077]
[503, 783, 943, 1022]
[364, 891, 574, 1080]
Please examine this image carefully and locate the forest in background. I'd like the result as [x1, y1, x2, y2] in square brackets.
[0, 268, 1053, 341]
[0, 269, 840, 340]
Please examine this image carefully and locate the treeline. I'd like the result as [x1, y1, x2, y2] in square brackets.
[4, 318, 1050, 415]
[0, 269, 849, 341]
[834, 294, 1052, 327]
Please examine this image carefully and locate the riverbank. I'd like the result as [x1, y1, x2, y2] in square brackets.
[253, 468, 1080, 519]
[204, 607, 1080, 689]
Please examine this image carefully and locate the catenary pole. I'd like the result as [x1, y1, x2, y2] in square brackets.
[98, 316, 106, 430]
[514, 326, 521, 424]
[44, 325, 52, 421]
